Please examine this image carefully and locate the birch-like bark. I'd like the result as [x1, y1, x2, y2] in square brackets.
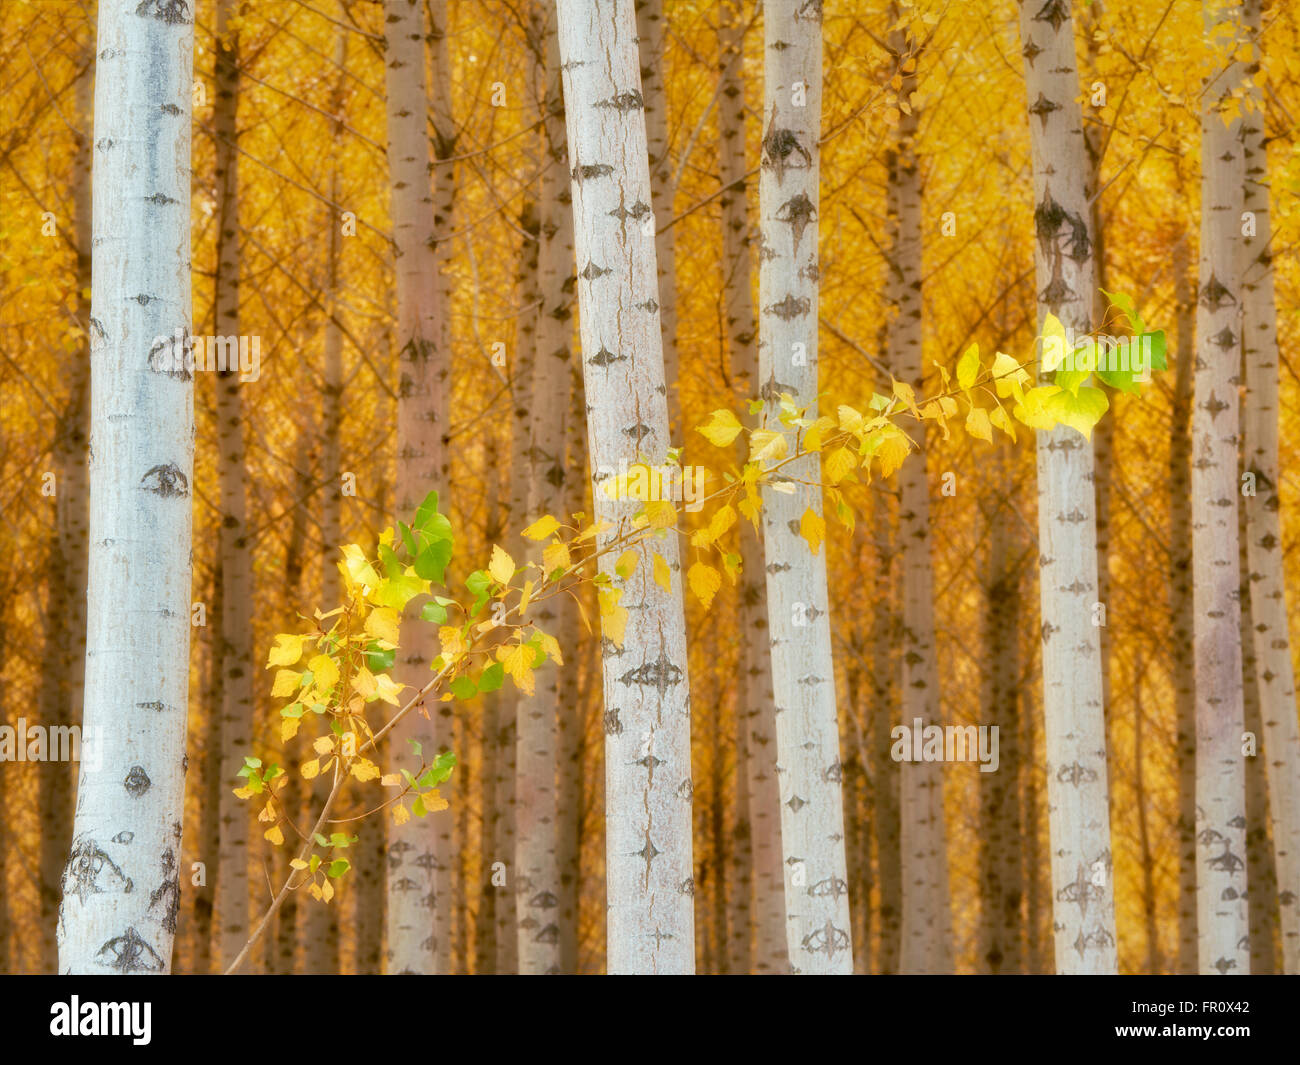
[211, 0, 256, 971]
[1170, 224, 1198, 973]
[556, 0, 695, 974]
[718, 0, 782, 976]
[757, 0, 852, 975]
[1016, 0, 1117, 974]
[515, 4, 575, 975]
[383, 0, 450, 975]
[888, 30, 951, 975]
[58, 0, 194, 974]
[635, 0, 679, 431]
[1241, 0, 1300, 974]
[1191, 0, 1249, 975]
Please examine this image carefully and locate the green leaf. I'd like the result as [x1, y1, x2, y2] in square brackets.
[365, 643, 396, 672]
[449, 675, 477, 700]
[280, 703, 304, 718]
[378, 542, 403, 579]
[414, 538, 453, 583]
[327, 859, 350, 878]
[477, 662, 504, 693]
[1045, 385, 1109, 439]
[412, 795, 427, 818]
[414, 491, 441, 534]
[313, 833, 329, 847]
[421, 600, 448, 624]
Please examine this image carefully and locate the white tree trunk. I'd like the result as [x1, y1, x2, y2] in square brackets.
[1193, 0, 1249, 976]
[515, 3, 575, 975]
[383, 0, 451, 975]
[718, 0, 783, 977]
[636, 0, 680, 431]
[889, 30, 952, 975]
[556, 0, 695, 974]
[758, 0, 852, 975]
[58, 0, 195, 974]
[1241, 0, 1300, 974]
[1016, 0, 1117, 974]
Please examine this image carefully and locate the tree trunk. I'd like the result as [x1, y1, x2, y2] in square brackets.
[888, 27, 951, 976]
[383, 0, 451, 975]
[1016, 0, 1117, 974]
[1170, 223, 1198, 974]
[211, 0, 256, 972]
[870, 494, 901, 974]
[58, 0, 195, 974]
[1241, 0, 1300, 975]
[1192, 0, 1249, 976]
[636, 0, 679, 431]
[717, 0, 779, 976]
[555, 0, 696, 974]
[757, 0, 852, 975]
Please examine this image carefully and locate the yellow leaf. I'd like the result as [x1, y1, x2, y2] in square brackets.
[965, 406, 993, 442]
[825, 447, 857, 484]
[381, 773, 402, 787]
[392, 803, 411, 826]
[290, 859, 309, 871]
[892, 377, 918, 411]
[489, 544, 515, 585]
[615, 549, 640, 578]
[271, 669, 300, 698]
[800, 507, 826, 556]
[688, 562, 723, 609]
[991, 351, 1030, 403]
[308, 654, 339, 690]
[989, 404, 1016, 441]
[352, 665, 377, 698]
[643, 499, 674, 529]
[697, 408, 743, 447]
[351, 758, 380, 782]
[837, 405, 865, 433]
[653, 553, 672, 591]
[708, 503, 737, 541]
[956, 342, 980, 392]
[876, 428, 911, 478]
[281, 717, 301, 743]
[543, 541, 572, 576]
[522, 515, 560, 540]
[502, 641, 536, 695]
[313, 735, 334, 755]
[439, 625, 466, 658]
[264, 825, 284, 846]
[749, 429, 788, 464]
[374, 673, 404, 706]
[365, 607, 401, 646]
[321, 879, 334, 903]
[232, 785, 254, 800]
[537, 630, 564, 666]
[267, 633, 307, 668]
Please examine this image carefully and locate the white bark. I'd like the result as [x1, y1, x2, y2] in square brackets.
[758, 0, 852, 975]
[718, 0, 783, 976]
[515, 3, 575, 975]
[889, 30, 952, 975]
[58, 0, 195, 974]
[1241, 0, 1300, 974]
[383, 0, 450, 975]
[1192, 0, 1249, 976]
[636, 0, 679, 431]
[556, 0, 695, 974]
[1016, 0, 1117, 974]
